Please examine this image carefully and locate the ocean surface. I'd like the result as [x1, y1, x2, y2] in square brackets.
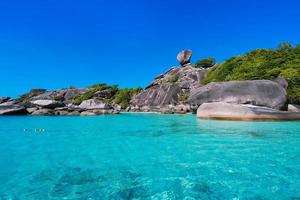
[0, 113, 299, 200]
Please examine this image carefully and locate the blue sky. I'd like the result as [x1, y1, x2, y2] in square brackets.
[1, 0, 300, 97]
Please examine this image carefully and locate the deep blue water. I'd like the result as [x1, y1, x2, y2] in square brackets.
[0, 113, 299, 200]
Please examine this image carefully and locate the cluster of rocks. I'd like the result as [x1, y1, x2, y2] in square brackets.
[1, 49, 300, 120]
[130, 50, 207, 114]
[130, 50, 300, 120]
[0, 88, 120, 116]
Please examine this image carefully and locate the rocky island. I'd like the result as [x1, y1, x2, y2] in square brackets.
[1, 45, 300, 120]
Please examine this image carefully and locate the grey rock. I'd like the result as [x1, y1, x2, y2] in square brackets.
[55, 110, 81, 116]
[64, 88, 87, 100]
[26, 107, 38, 113]
[160, 106, 174, 114]
[93, 89, 114, 99]
[79, 99, 112, 110]
[288, 104, 300, 112]
[189, 80, 287, 110]
[30, 100, 65, 109]
[29, 89, 47, 95]
[174, 104, 190, 114]
[177, 49, 192, 66]
[197, 102, 300, 121]
[80, 111, 96, 116]
[30, 92, 53, 100]
[0, 97, 10, 104]
[0, 102, 27, 115]
[31, 109, 54, 116]
[274, 76, 288, 89]
[131, 65, 207, 112]
[18, 89, 47, 102]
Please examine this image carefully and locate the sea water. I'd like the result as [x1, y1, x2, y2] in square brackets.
[0, 113, 299, 199]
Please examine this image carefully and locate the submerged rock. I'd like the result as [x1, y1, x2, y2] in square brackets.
[189, 80, 287, 110]
[197, 102, 300, 121]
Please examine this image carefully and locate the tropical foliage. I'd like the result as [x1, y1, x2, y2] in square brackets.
[201, 43, 300, 104]
[113, 88, 142, 109]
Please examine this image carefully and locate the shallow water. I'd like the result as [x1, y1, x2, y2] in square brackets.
[0, 113, 299, 199]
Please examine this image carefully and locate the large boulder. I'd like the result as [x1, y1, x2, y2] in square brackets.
[197, 102, 300, 121]
[30, 100, 65, 109]
[189, 80, 287, 110]
[177, 50, 192, 67]
[79, 99, 112, 110]
[0, 102, 27, 115]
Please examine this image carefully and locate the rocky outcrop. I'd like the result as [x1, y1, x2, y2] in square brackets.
[0, 102, 28, 115]
[0, 86, 120, 116]
[197, 102, 300, 121]
[130, 62, 207, 112]
[189, 80, 287, 110]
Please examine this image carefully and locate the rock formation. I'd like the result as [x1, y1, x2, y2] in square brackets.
[0, 102, 28, 115]
[130, 50, 207, 113]
[0, 87, 120, 116]
[188, 80, 287, 110]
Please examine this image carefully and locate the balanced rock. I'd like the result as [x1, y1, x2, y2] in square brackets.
[189, 80, 287, 110]
[197, 102, 300, 121]
[177, 50, 192, 66]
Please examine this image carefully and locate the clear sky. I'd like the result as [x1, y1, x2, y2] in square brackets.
[1, 0, 300, 97]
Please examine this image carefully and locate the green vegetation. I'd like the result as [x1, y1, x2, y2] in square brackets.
[53, 96, 64, 101]
[73, 83, 119, 105]
[195, 58, 216, 68]
[179, 94, 189, 103]
[72, 90, 95, 105]
[72, 83, 142, 107]
[113, 88, 142, 109]
[201, 43, 300, 104]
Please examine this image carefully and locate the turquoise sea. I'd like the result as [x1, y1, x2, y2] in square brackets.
[0, 113, 299, 199]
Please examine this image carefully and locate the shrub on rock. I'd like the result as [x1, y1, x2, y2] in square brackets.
[195, 58, 215, 68]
